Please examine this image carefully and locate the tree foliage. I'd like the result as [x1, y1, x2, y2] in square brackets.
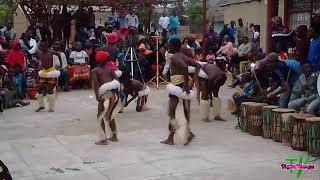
[186, 0, 203, 32]
[0, 0, 17, 25]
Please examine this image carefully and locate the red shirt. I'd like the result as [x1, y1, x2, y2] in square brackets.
[7, 49, 26, 71]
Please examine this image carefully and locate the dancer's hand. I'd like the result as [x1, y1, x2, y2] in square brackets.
[183, 84, 191, 94]
[96, 97, 104, 102]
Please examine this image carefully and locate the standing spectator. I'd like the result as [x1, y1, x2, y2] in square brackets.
[0, 21, 16, 40]
[62, 6, 72, 46]
[253, 25, 260, 48]
[125, 10, 139, 29]
[295, 25, 309, 64]
[248, 23, 255, 42]
[37, 22, 51, 43]
[169, 12, 180, 35]
[206, 25, 220, 53]
[159, 13, 170, 39]
[20, 30, 38, 59]
[237, 18, 248, 45]
[50, 9, 63, 41]
[227, 20, 237, 44]
[88, 7, 96, 30]
[219, 24, 229, 42]
[308, 14, 320, 71]
[27, 20, 39, 41]
[75, 26, 90, 46]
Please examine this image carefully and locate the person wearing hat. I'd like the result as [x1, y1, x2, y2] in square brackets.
[91, 51, 121, 145]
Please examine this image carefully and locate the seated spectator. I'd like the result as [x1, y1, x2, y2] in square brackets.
[231, 37, 252, 68]
[7, 40, 26, 72]
[25, 60, 38, 99]
[69, 42, 90, 88]
[52, 41, 69, 92]
[217, 36, 236, 60]
[0, 67, 30, 109]
[20, 30, 38, 59]
[288, 63, 318, 114]
[205, 49, 215, 64]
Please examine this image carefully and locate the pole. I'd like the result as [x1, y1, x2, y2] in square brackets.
[156, 36, 159, 89]
[202, 0, 207, 57]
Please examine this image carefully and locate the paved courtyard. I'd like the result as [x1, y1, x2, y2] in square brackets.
[0, 86, 319, 180]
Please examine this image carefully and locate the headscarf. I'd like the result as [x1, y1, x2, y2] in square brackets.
[95, 51, 110, 63]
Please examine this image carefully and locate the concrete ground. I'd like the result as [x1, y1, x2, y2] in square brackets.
[0, 86, 319, 180]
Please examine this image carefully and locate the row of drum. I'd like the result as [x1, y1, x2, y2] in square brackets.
[239, 102, 320, 157]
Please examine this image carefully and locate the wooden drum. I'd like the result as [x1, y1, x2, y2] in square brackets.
[247, 103, 267, 136]
[281, 113, 297, 146]
[306, 117, 320, 156]
[272, 108, 295, 142]
[240, 102, 256, 132]
[262, 105, 278, 139]
[291, 114, 315, 151]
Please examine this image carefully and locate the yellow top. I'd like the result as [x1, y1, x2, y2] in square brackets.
[170, 75, 185, 85]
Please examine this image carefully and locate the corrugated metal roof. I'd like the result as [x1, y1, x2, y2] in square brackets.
[219, 0, 256, 7]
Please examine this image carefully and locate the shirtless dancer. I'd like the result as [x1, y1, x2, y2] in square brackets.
[91, 51, 120, 145]
[119, 73, 150, 112]
[36, 41, 62, 112]
[161, 38, 201, 145]
[199, 56, 227, 122]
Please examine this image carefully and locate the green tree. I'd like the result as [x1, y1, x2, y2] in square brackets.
[186, 0, 203, 33]
[0, 0, 17, 25]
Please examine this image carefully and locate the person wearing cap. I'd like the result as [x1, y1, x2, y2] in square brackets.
[161, 38, 200, 146]
[91, 51, 120, 145]
[36, 41, 62, 112]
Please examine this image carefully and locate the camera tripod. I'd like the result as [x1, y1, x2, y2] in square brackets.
[124, 46, 145, 84]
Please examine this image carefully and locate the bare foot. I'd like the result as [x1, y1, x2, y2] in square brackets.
[160, 138, 174, 145]
[118, 111, 123, 113]
[48, 109, 54, 112]
[95, 140, 108, 145]
[214, 116, 226, 121]
[108, 135, 118, 142]
[35, 107, 45, 112]
[184, 132, 195, 146]
[202, 118, 211, 122]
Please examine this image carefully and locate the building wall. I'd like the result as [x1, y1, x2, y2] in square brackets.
[14, 6, 28, 39]
[223, 0, 285, 51]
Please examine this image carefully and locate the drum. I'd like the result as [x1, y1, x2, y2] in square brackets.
[240, 102, 256, 132]
[272, 108, 295, 142]
[281, 113, 297, 146]
[247, 103, 267, 136]
[291, 114, 315, 151]
[262, 105, 278, 139]
[306, 117, 320, 157]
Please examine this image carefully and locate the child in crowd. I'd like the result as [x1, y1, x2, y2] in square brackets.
[52, 41, 69, 92]
[206, 49, 215, 63]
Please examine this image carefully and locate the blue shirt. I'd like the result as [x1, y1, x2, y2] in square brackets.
[227, 27, 236, 42]
[169, 16, 180, 29]
[272, 60, 301, 85]
[308, 37, 320, 71]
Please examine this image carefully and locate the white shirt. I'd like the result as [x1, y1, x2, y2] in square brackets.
[70, 50, 88, 64]
[125, 14, 139, 28]
[53, 52, 67, 69]
[159, 16, 170, 29]
[20, 38, 38, 55]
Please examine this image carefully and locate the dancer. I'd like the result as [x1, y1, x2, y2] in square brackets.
[36, 41, 61, 112]
[199, 56, 227, 122]
[119, 72, 150, 112]
[161, 38, 201, 146]
[91, 51, 120, 145]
